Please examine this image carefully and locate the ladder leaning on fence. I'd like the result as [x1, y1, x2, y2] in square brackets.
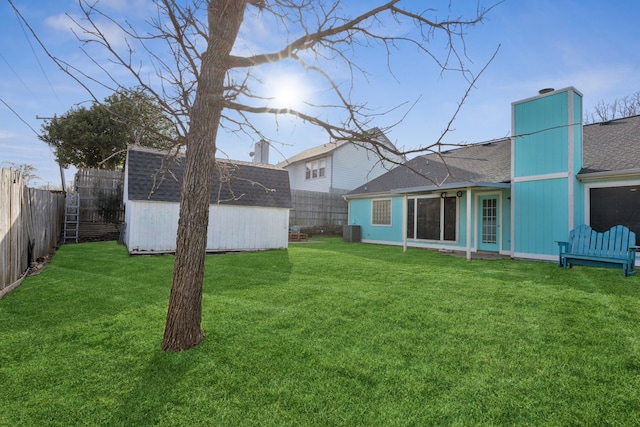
[64, 192, 80, 243]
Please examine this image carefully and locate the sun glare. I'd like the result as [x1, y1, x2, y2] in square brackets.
[266, 74, 309, 110]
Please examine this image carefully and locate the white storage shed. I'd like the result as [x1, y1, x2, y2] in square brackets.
[122, 146, 291, 254]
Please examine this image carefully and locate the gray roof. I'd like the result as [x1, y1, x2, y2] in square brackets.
[127, 146, 291, 208]
[349, 138, 511, 195]
[581, 114, 640, 173]
[276, 140, 349, 167]
[348, 114, 640, 196]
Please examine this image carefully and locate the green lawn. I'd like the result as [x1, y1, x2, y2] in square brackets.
[1, 239, 639, 426]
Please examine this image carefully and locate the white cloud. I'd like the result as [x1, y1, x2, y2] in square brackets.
[94, 0, 154, 15]
[45, 12, 131, 50]
[44, 13, 82, 37]
[0, 130, 19, 140]
[569, 66, 640, 102]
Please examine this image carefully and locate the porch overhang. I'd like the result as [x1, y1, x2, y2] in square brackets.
[390, 181, 510, 194]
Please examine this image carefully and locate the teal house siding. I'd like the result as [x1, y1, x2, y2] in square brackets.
[458, 192, 470, 249]
[513, 92, 570, 178]
[347, 198, 370, 227]
[349, 196, 404, 243]
[511, 87, 583, 260]
[349, 188, 513, 254]
[572, 91, 583, 176]
[513, 179, 568, 256]
[345, 86, 639, 263]
[571, 90, 585, 227]
[501, 190, 512, 251]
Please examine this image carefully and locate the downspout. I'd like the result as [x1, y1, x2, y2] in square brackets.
[343, 194, 350, 224]
[403, 193, 408, 252]
[466, 186, 472, 261]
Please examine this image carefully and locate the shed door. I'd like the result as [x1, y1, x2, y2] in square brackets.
[478, 196, 499, 252]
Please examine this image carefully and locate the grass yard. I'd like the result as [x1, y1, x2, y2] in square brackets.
[1, 239, 640, 426]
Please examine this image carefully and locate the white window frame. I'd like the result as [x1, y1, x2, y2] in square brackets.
[371, 198, 392, 226]
[305, 158, 327, 180]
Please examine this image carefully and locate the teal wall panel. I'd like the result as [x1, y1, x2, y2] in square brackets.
[458, 192, 469, 247]
[349, 197, 404, 243]
[512, 88, 583, 257]
[572, 91, 583, 176]
[501, 190, 512, 250]
[571, 90, 585, 227]
[514, 179, 568, 255]
[572, 174, 585, 227]
[348, 189, 512, 252]
[513, 92, 569, 177]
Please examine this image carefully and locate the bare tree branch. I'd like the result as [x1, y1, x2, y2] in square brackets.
[586, 90, 640, 124]
[12, 0, 502, 351]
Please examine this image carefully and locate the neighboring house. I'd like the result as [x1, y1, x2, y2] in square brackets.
[345, 87, 640, 262]
[122, 146, 291, 254]
[277, 128, 406, 193]
[276, 128, 406, 233]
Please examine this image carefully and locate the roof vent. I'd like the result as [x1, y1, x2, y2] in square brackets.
[538, 88, 554, 95]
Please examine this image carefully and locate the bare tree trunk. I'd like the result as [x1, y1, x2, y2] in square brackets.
[162, 0, 247, 352]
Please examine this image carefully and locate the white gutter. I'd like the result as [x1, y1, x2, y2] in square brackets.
[391, 181, 510, 194]
[577, 168, 640, 181]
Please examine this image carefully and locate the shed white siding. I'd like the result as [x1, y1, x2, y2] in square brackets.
[124, 200, 289, 253]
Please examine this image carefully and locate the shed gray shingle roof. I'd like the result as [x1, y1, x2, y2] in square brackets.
[348, 114, 640, 196]
[127, 146, 291, 208]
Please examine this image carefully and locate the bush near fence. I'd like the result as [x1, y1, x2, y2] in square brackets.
[0, 168, 65, 295]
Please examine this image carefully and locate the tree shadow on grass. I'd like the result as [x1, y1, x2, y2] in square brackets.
[106, 350, 196, 426]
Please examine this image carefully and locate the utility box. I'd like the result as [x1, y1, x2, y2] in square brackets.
[343, 225, 361, 243]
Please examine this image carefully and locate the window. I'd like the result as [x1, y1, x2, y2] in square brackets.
[372, 199, 392, 225]
[406, 196, 457, 241]
[481, 198, 497, 244]
[590, 186, 640, 234]
[305, 158, 326, 180]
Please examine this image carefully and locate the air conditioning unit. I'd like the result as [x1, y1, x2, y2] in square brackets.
[343, 225, 361, 243]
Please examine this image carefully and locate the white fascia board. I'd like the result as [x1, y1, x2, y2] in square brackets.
[577, 168, 640, 181]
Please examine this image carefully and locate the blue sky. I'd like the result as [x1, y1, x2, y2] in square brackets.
[1, 0, 639, 188]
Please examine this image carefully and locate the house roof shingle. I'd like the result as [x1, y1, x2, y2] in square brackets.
[276, 127, 399, 168]
[349, 138, 511, 195]
[581, 114, 640, 173]
[276, 140, 350, 167]
[127, 146, 291, 208]
[348, 114, 640, 196]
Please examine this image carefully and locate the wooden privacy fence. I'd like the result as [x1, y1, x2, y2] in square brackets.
[75, 168, 124, 240]
[289, 189, 348, 234]
[0, 168, 65, 294]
